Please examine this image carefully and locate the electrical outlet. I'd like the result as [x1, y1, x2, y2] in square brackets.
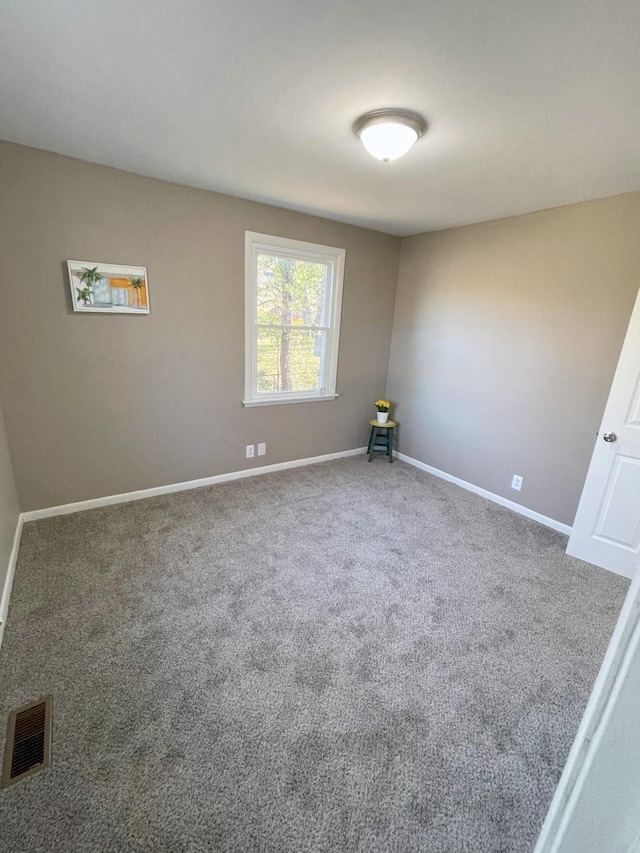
[246, 444, 255, 458]
[511, 474, 523, 491]
[258, 442, 266, 456]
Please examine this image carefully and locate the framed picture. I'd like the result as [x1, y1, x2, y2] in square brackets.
[67, 260, 150, 314]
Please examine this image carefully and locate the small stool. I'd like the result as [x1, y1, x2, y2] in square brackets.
[367, 419, 396, 462]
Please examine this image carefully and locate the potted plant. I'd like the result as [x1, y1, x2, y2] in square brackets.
[375, 400, 391, 423]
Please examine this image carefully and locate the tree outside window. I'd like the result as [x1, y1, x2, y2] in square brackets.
[244, 233, 345, 407]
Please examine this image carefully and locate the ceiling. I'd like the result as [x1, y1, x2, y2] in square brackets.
[1, 0, 639, 236]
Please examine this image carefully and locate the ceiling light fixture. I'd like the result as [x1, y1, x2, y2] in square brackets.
[354, 109, 427, 163]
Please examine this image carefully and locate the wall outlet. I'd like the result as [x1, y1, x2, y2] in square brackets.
[257, 442, 266, 456]
[511, 474, 523, 491]
[246, 444, 255, 458]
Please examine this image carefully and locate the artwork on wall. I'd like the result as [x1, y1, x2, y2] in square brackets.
[67, 261, 150, 314]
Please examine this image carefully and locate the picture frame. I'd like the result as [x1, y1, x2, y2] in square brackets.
[67, 260, 150, 314]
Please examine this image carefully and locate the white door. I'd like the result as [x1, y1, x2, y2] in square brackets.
[567, 286, 640, 579]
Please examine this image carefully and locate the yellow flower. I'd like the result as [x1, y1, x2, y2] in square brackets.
[374, 399, 391, 410]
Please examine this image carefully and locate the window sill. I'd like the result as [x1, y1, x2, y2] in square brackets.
[242, 394, 339, 408]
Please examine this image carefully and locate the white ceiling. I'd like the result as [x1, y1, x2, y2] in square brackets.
[1, 0, 639, 236]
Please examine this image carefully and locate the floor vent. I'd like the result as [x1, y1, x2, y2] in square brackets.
[1, 696, 52, 788]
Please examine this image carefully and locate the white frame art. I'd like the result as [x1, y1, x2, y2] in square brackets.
[67, 260, 150, 314]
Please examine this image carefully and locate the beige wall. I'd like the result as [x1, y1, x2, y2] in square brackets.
[0, 142, 400, 511]
[2, 139, 638, 524]
[387, 193, 640, 526]
[0, 398, 20, 601]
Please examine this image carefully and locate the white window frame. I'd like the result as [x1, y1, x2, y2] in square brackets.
[243, 231, 345, 407]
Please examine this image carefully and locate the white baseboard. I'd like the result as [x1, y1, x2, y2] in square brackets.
[0, 514, 24, 652]
[394, 451, 572, 536]
[21, 447, 368, 522]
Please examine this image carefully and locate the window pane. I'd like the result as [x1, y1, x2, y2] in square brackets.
[256, 328, 325, 393]
[256, 254, 328, 327]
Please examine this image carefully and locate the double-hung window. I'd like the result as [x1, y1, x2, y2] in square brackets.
[243, 232, 345, 407]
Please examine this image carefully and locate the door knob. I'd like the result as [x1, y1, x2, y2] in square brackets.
[603, 432, 617, 443]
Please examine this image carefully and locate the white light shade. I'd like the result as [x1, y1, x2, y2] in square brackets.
[354, 109, 427, 163]
[359, 122, 418, 162]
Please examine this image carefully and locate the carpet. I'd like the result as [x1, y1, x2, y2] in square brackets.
[0, 457, 628, 852]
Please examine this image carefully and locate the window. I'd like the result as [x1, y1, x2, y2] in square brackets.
[243, 232, 345, 407]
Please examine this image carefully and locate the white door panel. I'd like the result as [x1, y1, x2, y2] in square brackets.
[625, 375, 640, 425]
[593, 456, 640, 547]
[568, 285, 640, 579]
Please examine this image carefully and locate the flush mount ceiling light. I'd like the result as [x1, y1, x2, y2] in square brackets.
[354, 109, 427, 162]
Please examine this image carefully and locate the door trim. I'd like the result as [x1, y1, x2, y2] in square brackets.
[534, 564, 640, 852]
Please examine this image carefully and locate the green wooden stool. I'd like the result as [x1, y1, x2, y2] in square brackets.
[367, 419, 396, 462]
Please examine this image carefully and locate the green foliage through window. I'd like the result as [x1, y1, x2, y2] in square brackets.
[256, 254, 328, 393]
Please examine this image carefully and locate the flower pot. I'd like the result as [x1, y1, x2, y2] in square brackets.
[376, 411, 389, 424]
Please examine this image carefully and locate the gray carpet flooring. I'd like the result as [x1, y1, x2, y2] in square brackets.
[0, 458, 628, 853]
